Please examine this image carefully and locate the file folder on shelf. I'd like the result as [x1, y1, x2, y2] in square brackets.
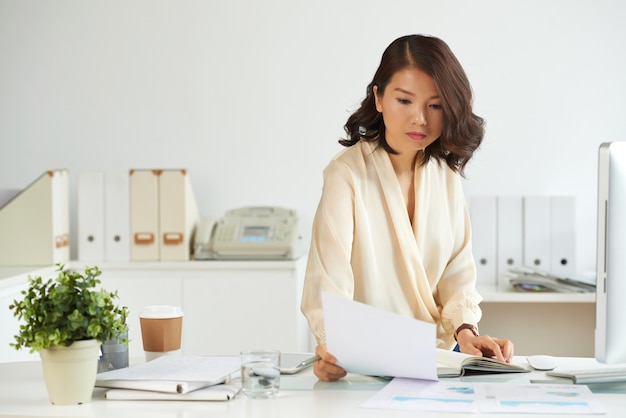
[550, 196, 576, 278]
[523, 196, 552, 271]
[104, 171, 130, 261]
[469, 195, 497, 286]
[77, 172, 105, 262]
[0, 170, 70, 266]
[130, 169, 160, 261]
[496, 196, 523, 288]
[158, 169, 200, 261]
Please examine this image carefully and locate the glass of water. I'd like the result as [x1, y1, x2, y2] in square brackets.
[240, 349, 281, 399]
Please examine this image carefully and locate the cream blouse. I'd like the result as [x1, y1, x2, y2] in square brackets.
[300, 140, 482, 350]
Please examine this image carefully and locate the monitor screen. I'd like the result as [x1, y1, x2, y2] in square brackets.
[595, 142, 626, 364]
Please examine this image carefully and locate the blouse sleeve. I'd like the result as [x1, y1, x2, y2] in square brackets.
[435, 178, 483, 337]
[300, 160, 357, 345]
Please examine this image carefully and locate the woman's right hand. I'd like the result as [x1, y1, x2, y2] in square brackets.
[313, 344, 347, 382]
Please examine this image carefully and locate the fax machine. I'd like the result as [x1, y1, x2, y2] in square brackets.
[193, 206, 302, 260]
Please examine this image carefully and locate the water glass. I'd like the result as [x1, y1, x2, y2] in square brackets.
[240, 349, 280, 399]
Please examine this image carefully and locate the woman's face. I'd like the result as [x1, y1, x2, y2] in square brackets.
[374, 67, 443, 155]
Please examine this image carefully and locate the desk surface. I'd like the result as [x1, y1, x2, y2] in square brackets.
[2, 357, 626, 418]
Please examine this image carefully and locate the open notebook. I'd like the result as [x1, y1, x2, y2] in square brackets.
[436, 349, 529, 378]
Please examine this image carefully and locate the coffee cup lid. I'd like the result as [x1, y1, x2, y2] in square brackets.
[140, 305, 184, 319]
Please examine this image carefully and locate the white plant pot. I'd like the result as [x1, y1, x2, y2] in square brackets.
[39, 339, 100, 405]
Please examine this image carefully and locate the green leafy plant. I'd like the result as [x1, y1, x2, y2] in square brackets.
[9, 264, 129, 353]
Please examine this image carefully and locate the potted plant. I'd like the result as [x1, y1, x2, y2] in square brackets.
[9, 263, 128, 405]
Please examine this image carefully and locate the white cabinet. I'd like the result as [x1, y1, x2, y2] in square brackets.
[90, 258, 310, 359]
[182, 264, 309, 356]
[477, 286, 595, 357]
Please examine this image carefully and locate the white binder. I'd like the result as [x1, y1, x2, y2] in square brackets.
[0, 170, 70, 266]
[496, 196, 523, 288]
[129, 169, 160, 261]
[550, 196, 576, 277]
[158, 169, 199, 261]
[104, 171, 131, 261]
[77, 171, 105, 262]
[523, 196, 552, 271]
[469, 195, 497, 286]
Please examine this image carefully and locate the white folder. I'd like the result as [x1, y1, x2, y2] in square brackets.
[104, 171, 130, 261]
[158, 169, 200, 261]
[77, 172, 105, 262]
[523, 196, 552, 271]
[129, 169, 160, 261]
[496, 196, 523, 288]
[469, 195, 497, 286]
[550, 196, 576, 277]
[0, 170, 70, 266]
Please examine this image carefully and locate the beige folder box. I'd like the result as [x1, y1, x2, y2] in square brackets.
[129, 169, 160, 261]
[158, 169, 199, 261]
[0, 170, 70, 266]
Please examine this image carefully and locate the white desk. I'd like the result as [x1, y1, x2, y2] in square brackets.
[2, 357, 626, 418]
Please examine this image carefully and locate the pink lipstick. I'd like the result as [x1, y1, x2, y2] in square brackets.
[407, 132, 426, 141]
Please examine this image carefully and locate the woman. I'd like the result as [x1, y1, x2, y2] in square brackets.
[301, 34, 514, 382]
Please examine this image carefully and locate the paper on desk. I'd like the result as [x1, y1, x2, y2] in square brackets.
[362, 378, 606, 415]
[322, 292, 437, 380]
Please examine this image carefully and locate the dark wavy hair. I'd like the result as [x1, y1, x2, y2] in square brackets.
[340, 34, 484, 176]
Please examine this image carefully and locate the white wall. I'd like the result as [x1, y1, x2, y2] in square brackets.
[1, 0, 625, 275]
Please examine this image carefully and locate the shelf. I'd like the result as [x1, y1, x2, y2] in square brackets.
[79, 258, 305, 272]
[0, 259, 307, 288]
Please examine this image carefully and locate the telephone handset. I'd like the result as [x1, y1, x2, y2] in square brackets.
[193, 206, 301, 260]
[193, 217, 218, 260]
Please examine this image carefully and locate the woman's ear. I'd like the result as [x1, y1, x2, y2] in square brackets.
[373, 85, 382, 113]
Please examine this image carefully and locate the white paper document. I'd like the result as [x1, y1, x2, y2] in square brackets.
[362, 378, 606, 415]
[322, 292, 437, 381]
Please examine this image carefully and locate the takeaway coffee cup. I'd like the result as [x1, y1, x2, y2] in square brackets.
[139, 305, 184, 361]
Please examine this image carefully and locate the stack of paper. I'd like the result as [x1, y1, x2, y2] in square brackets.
[95, 355, 241, 401]
[507, 267, 595, 293]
